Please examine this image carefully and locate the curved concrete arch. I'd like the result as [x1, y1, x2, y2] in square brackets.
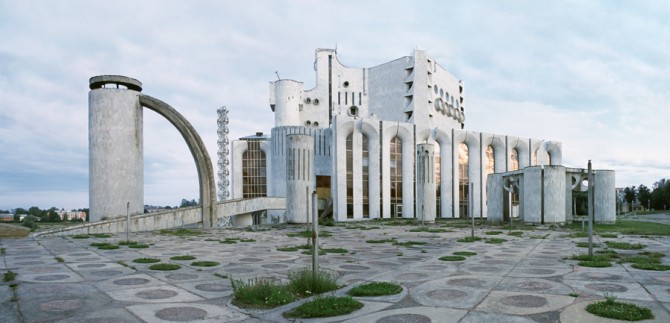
[434, 128, 452, 217]
[333, 119, 354, 220]
[510, 137, 530, 169]
[546, 141, 562, 165]
[490, 136, 506, 173]
[360, 120, 380, 218]
[138, 94, 217, 228]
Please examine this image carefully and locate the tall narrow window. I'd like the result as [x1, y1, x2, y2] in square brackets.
[435, 143, 441, 217]
[346, 134, 353, 218]
[362, 135, 369, 217]
[485, 146, 495, 176]
[242, 140, 267, 198]
[390, 137, 402, 218]
[510, 148, 519, 171]
[533, 150, 538, 165]
[458, 143, 469, 219]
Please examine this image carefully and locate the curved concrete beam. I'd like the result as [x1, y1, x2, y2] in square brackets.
[139, 94, 217, 228]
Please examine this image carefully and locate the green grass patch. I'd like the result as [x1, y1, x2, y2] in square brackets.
[170, 255, 196, 261]
[578, 260, 612, 267]
[92, 234, 112, 238]
[453, 251, 477, 256]
[392, 240, 428, 247]
[322, 248, 348, 254]
[605, 241, 646, 250]
[507, 231, 524, 236]
[159, 228, 204, 236]
[129, 243, 149, 248]
[439, 255, 466, 261]
[118, 240, 138, 246]
[287, 230, 333, 238]
[570, 232, 589, 238]
[284, 296, 363, 319]
[72, 234, 90, 239]
[599, 233, 618, 238]
[586, 296, 653, 321]
[640, 251, 665, 258]
[348, 281, 402, 296]
[618, 256, 661, 265]
[149, 263, 181, 270]
[631, 263, 670, 271]
[132, 258, 161, 263]
[288, 268, 339, 297]
[301, 249, 327, 256]
[570, 220, 670, 236]
[219, 239, 237, 244]
[408, 227, 451, 233]
[55, 257, 64, 263]
[3, 271, 17, 282]
[485, 231, 502, 235]
[570, 254, 614, 262]
[576, 242, 601, 248]
[90, 242, 112, 247]
[365, 238, 396, 244]
[485, 238, 507, 244]
[457, 236, 482, 243]
[97, 244, 119, 250]
[191, 261, 220, 267]
[277, 246, 299, 252]
[232, 278, 295, 308]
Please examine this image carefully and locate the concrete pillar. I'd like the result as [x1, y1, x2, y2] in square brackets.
[416, 143, 436, 223]
[486, 173, 504, 222]
[594, 170, 616, 223]
[273, 80, 303, 126]
[89, 75, 144, 221]
[543, 166, 566, 223]
[285, 134, 314, 223]
[523, 167, 542, 223]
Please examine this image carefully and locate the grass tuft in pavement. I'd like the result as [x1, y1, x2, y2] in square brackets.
[348, 281, 402, 297]
[284, 296, 363, 318]
[132, 258, 161, 263]
[170, 255, 196, 261]
[457, 236, 482, 243]
[149, 263, 181, 271]
[439, 255, 466, 261]
[586, 294, 653, 321]
[605, 241, 646, 250]
[191, 261, 220, 267]
[453, 251, 477, 256]
[631, 263, 670, 271]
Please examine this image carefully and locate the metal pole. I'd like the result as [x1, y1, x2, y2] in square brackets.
[126, 202, 130, 243]
[587, 160, 593, 257]
[311, 192, 319, 278]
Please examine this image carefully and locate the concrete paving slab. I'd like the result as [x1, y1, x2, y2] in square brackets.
[106, 284, 203, 303]
[476, 290, 575, 315]
[127, 302, 248, 322]
[564, 280, 654, 301]
[494, 277, 573, 295]
[460, 311, 537, 323]
[340, 305, 467, 323]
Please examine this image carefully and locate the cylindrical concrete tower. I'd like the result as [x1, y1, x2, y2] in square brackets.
[273, 80, 303, 126]
[89, 75, 144, 221]
[594, 170, 616, 223]
[285, 134, 314, 223]
[416, 143, 436, 223]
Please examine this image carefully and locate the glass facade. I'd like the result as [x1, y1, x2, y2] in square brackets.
[362, 135, 369, 217]
[435, 143, 441, 217]
[346, 134, 353, 218]
[242, 140, 267, 198]
[390, 136, 402, 218]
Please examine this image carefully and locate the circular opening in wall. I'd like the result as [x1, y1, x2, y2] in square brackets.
[313, 121, 319, 127]
[434, 98, 444, 111]
[433, 85, 438, 94]
[343, 81, 350, 88]
[348, 106, 359, 117]
[440, 89, 444, 97]
[313, 98, 319, 105]
[304, 97, 311, 104]
[445, 92, 449, 100]
[305, 120, 311, 126]
[461, 123, 465, 129]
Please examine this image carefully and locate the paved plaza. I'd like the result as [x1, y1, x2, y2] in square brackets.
[2, 222, 670, 322]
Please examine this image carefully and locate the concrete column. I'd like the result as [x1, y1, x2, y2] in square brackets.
[594, 170, 616, 223]
[285, 134, 314, 223]
[401, 138, 414, 218]
[486, 173, 504, 222]
[89, 75, 144, 222]
[273, 80, 303, 126]
[523, 167, 542, 223]
[543, 166, 566, 223]
[416, 144, 436, 222]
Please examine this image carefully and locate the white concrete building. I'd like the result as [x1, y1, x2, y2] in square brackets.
[230, 49, 614, 224]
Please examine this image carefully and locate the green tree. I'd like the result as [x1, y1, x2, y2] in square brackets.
[14, 207, 28, 215]
[623, 186, 637, 212]
[638, 184, 651, 210]
[28, 206, 44, 218]
[651, 179, 670, 211]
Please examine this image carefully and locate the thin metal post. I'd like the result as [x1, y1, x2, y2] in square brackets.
[311, 192, 319, 278]
[126, 202, 130, 243]
[587, 160, 593, 256]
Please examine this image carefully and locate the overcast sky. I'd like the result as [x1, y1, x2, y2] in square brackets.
[1, 0, 668, 210]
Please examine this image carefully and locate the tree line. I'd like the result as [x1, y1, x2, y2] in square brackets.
[622, 178, 670, 212]
[0, 206, 89, 222]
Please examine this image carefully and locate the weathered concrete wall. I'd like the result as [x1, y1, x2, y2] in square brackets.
[594, 170, 616, 223]
[523, 167, 541, 223]
[544, 166, 566, 223]
[89, 83, 144, 221]
[32, 207, 202, 237]
[486, 173, 504, 222]
[417, 143, 436, 222]
[285, 134, 314, 223]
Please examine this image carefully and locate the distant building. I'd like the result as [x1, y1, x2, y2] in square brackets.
[57, 211, 86, 221]
[0, 214, 14, 222]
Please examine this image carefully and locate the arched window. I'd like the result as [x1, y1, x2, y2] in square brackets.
[390, 136, 402, 218]
[533, 150, 538, 165]
[346, 133, 353, 218]
[242, 140, 267, 198]
[459, 143, 469, 219]
[435, 143, 441, 217]
[548, 152, 552, 166]
[486, 145, 495, 176]
[510, 148, 519, 171]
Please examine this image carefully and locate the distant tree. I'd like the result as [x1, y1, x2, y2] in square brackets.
[13, 214, 20, 222]
[651, 179, 670, 211]
[179, 199, 198, 208]
[638, 184, 651, 210]
[28, 206, 44, 218]
[14, 207, 28, 215]
[623, 186, 637, 212]
[0, 209, 9, 214]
